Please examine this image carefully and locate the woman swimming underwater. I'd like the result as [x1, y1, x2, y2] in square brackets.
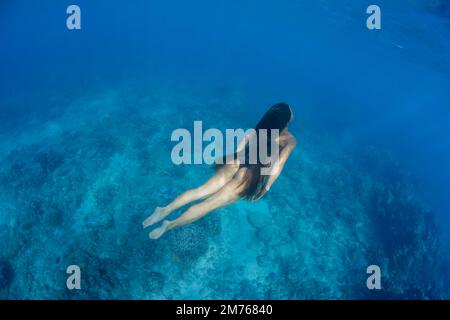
[143, 103, 297, 239]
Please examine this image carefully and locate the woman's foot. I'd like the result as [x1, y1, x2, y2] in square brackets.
[149, 220, 171, 239]
[143, 206, 167, 228]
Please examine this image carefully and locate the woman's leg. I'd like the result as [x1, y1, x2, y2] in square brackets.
[143, 161, 239, 228]
[148, 180, 242, 239]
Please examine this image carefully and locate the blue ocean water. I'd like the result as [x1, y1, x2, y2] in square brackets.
[0, 0, 449, 299]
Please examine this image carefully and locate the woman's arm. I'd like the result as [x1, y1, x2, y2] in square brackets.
[264, 133, 297, 191]
[236, 130, 256, 153]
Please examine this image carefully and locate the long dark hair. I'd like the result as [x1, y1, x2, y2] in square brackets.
[255, 102, 292, 161]
[216, 102, 293, 200]
[256, 102, 292, 132]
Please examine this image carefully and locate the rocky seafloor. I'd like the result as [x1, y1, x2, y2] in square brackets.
[0, 86, 448, 299]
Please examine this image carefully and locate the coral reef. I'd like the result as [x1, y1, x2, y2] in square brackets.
[0, 260, 14, 291]
[0, 87, 447, 299]
[168, 223, 209, 264]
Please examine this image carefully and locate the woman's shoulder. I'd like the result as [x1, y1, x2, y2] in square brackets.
[278, 129, 296, 147]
